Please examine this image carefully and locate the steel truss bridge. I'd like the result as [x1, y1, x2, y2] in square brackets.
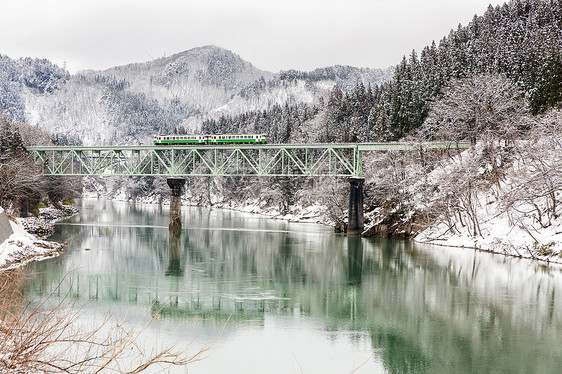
[27, 142, 469, 178]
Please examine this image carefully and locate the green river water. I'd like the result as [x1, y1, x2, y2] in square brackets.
[26, 199, 562, 373]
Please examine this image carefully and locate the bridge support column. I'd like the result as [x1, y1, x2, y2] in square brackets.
[167, 178, 186, 229]
[347, 177, 364, 236]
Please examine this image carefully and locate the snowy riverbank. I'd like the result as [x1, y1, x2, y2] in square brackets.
[413, 138, 562, 264]
[0, 206, 78, 270]
[414, 195, 562, 264]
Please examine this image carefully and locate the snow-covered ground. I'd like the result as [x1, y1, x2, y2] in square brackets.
[0, 206, 78, 270]
[415, 196, 562, 264]
[209, 198, 334, 225]
[415, 139, 562, 264]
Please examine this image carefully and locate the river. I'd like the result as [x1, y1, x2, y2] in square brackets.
[26, 199, 562, 373]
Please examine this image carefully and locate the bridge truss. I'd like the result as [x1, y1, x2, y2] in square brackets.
[27, 142, 469, 178]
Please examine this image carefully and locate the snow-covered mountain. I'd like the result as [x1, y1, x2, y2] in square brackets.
[2, 45, 392, 145]
[98, 46, 274, 113]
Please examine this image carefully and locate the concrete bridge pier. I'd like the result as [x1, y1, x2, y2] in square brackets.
[347, 177, 365, 236]
[167, 178, 186, 229]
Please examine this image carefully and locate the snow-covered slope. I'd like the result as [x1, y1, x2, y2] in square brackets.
[414, 123, 562, 263]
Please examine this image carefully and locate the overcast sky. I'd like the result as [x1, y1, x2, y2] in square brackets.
[1, 0, 502, 74]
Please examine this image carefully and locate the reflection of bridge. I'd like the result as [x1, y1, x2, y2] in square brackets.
[28, 235, 365, 324]
[27, 142, 469, 234]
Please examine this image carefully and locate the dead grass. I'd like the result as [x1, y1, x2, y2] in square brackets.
[0, 268, 209, 373]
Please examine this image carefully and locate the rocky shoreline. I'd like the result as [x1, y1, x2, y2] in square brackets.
[17, 205, 79, 238]
[0, 205, 78, 270]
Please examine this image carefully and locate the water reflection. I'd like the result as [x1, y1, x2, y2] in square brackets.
[166, 229, 182, 277]
[25, 199, 562, 374]
[347, 236, 363, 285]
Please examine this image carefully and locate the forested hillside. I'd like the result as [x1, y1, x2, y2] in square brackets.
[206, 0, 561, 144]
[371, 0, 561, 139]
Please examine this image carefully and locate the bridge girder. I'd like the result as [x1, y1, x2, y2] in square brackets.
[27, 142, 470, 179]
[27, 145, 364, 178]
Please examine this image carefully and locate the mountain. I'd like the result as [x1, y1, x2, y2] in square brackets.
[97, 46, 274, 113]
[0, 45, 392, 145]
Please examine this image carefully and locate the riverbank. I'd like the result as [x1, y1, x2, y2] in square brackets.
[0, 205, 78, 270]
[414, 201, 562, 265]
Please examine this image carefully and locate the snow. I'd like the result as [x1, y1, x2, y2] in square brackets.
[0, 206, 77, 270]
[416, 198, 562, 263]
[0, 219, 65, 270]
[215, 199, 332, 225]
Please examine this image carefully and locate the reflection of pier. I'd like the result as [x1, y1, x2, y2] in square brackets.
[347, 236, 363, 285]
[166, 229, 183, 276]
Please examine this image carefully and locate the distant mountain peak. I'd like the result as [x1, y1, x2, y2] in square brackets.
[166, 45, 245, 62]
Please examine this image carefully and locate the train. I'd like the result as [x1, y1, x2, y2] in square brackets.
[153, 133, 267, 145]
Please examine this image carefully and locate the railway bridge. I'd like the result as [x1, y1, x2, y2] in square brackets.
[27, 142, 469, 235]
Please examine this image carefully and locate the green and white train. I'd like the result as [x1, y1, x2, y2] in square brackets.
[153, 133, 267, 145]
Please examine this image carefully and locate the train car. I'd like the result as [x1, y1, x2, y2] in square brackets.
[153, 134, 267, 145]
[207, 134, 267, 144]
[153, 134, 207, 145]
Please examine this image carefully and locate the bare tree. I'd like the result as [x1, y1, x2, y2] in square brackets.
[0, 118, 45, 214]
[419, 74, 532, 146]
[0, 116, 80, 213]
[501, 109, 562, 232]
[0, 268, 209, 373]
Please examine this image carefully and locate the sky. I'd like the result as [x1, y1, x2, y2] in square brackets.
[0, 0, 503, 74]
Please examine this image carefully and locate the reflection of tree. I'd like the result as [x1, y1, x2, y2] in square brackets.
[374, 332, 429, 374]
